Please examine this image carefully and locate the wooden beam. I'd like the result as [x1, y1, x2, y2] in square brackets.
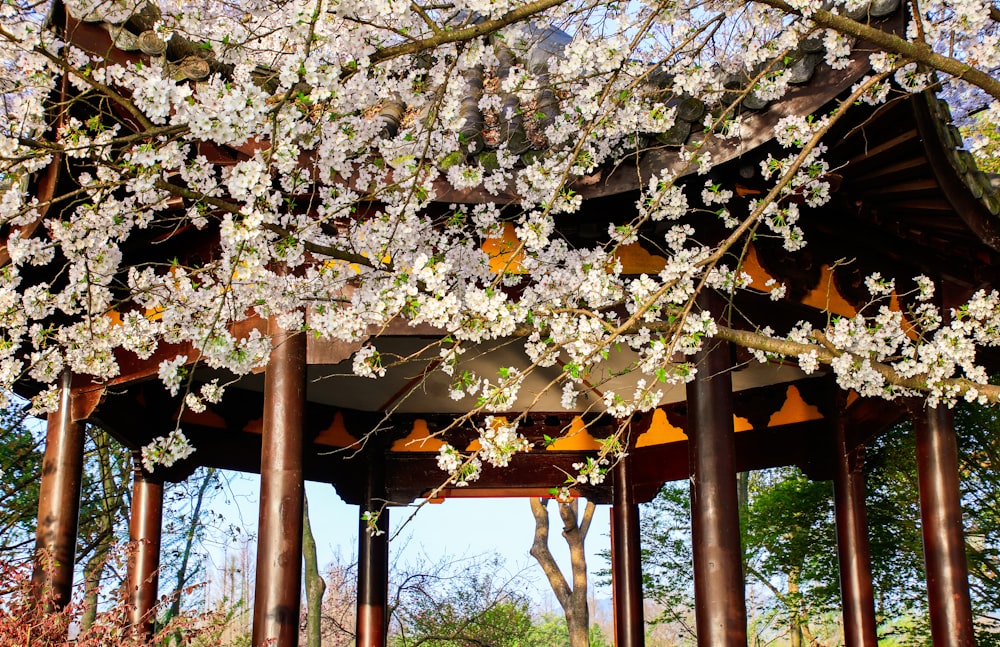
[611, 456, 644, 647]
[32, 371, 84, 614]
[832, 406, 877, 647]
[127, 464, 164, 640]
[686, 302, 748, 646]
[914, 406, 975, 647]
[252, 322, 307, 647]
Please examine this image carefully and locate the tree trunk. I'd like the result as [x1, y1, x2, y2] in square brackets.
[737, 472, 750, 519]
[738, 471, 750, 583]
[81, 429, 128, 630]
[529, 498, 595, 647]
[788, 568, 803, 647]
[302, 493, 326, 647]
[80, 539, 110, 630]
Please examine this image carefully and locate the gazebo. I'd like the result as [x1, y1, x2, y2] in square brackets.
[14, 0, 1000, 645]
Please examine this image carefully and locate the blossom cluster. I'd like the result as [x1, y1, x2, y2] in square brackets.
[0, 0, 995, 480]
[140, 429, 196, 472]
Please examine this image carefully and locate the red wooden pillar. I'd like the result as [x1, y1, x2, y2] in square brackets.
[685, 323, 747, 645]
[252, 322, 307, 647]
[914, 406, 974, 647]
[357, 454, 389, 647]
[127, 462, 164, 640]
[832, 410, 877, 647]
[611, 455, 644, 647]
[32, 370, 85, 611]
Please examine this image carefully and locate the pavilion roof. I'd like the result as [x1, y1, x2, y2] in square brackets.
[54, 0, 990, 208]
[14, 0, 1000, 499]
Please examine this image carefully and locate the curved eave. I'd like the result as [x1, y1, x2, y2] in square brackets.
[49, 0, 908, 206]
[817, 88, 1000, 291]
[436, 51, 875, 204]
[912, 91, 1000, 252]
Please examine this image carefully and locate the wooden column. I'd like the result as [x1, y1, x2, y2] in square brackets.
[127, 462, 164, 640]
[252, 322, 307, 647]
[685, 325, 747, 645]
[611, 455, 644, 647]
[32, 370, 84, 611]
[832, 411, 877, 647]
[357, 454, 389, 647]
[915, 406, 974, 647]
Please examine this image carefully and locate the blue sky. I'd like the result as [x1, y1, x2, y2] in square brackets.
[203, 472, 613, 607]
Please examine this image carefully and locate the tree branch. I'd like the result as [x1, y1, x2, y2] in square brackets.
[578, 499, 595, 540]
[362, 0, 567, 71]
[710, 324, 1000, 402]
[152, 179, 379, 267]
[757, 0, 1000, 100]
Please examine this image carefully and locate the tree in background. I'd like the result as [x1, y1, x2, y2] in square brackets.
[206, 543, 555, 647]
[862, 405, 1000, 644]
[301, 494, 326, 647]
[391, 554, 537, 647]
[0, 397, 225, 635]
[316, 558, 357, 647]
[529, 497, 607, 647]
[956, 406, 1000, 646]
[743, 469, 840, 645]
[641, 474, 852, 645]
[161, 467, 222, 627]
[859, 424, 928, 637]
[76, 427, 131, 631]
[529, 612, 612, 647]
[0, 406, 136, 629]
[0, 405, 43, 559]
[639, 403, 1000, 644]
[0, 553, 233, 646]
[638, 484, 696, 640]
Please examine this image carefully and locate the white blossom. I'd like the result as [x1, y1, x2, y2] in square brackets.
[141, 429, 196, 471]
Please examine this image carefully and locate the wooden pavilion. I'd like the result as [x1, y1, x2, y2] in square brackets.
[14, 0, 1000, 645]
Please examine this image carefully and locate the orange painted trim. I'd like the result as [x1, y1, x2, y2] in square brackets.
[546, 417, 603, 451]
[391, 419, 445, 452]
[313, 411, 361, 448]
[767, 385, 824, 427]
[636, 409, 687, 447]
[483, 222, 525, 274]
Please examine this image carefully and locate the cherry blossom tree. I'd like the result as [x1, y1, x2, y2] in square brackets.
[0, 0, 999, 486]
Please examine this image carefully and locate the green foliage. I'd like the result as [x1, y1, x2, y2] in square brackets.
[953, 403, 1000, 635]
[528, 613, 570, 646]
[389, 553, 615, 647]
[860, 422, 929, 636]
[743, 468, 840, 634]
[636, 483, 695, 637]
[961, 112, 1000, 174]
[408, 599, 533, 647]
[638, 402, 1000, 642]
[526, 613, 610, 647]
[0, 405, 42, 556]
[391, 555, 537, 647]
